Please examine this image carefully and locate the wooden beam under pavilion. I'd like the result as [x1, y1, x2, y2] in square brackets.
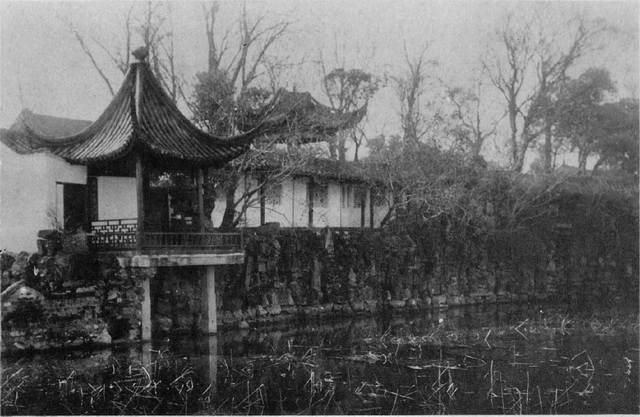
[197, 167, 205, 232]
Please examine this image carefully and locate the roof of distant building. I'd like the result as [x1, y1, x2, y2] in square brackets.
[239, 149, 387, 184]
[10, 109, 92, 138]
[242, 89, 367, 145]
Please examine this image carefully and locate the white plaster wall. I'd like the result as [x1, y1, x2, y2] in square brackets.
[264, 178, 293, 227]
[241, 176, 260, 227]
[211, 186, 227, 228]
[97, 176, 136, 220]
[338, 185, 366, 228]
[312, 183, 337, 227]
[210, 176, 260, 228]
[208, 173, 390, 229]
[292, 177, 308, 227]
[0, 144, 86, 252]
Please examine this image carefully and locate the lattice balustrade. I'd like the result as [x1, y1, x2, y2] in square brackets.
[91, 219, 138, 250]
[89, 219, 243, 252]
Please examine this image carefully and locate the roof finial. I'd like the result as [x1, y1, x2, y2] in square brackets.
[132, 46, 149, 62]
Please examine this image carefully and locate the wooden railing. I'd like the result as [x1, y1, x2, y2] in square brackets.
[90, 219, 243, 253]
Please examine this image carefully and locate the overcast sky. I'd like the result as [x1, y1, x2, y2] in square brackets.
[1, 1, 638, 165]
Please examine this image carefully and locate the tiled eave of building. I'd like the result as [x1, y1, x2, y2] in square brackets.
[241, 89, 367, 145]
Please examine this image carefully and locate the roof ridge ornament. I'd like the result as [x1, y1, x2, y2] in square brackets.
[132, 46, 149, 62]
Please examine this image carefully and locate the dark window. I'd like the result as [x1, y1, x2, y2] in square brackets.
[63, 183, 88, 232]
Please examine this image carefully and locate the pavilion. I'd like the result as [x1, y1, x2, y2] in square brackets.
[0, 47, 268, 338]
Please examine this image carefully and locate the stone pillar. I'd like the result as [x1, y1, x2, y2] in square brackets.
[141, 342, 153, 372]
[204, 266, 217, 334]
[141, 274, 152, 340]
[208, 335, 218, 396]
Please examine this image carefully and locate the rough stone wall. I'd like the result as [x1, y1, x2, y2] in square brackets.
[211, 223, 638, 330]
[1, 251, 145, 351]
[2, 287, 109, 350]
[152, 266, 205, 335]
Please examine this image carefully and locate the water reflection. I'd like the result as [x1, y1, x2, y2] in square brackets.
[2, 301, 638, 415]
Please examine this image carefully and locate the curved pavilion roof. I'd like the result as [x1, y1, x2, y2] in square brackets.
[0, 59, 262, 166]
[240, 89, 367, 144]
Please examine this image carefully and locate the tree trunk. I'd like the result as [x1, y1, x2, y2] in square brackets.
[592, 157, 605, 175]
[577, 150, 589, 175]
[508, 101, 519, 166]
[512, 143, 527, 173]
[471, 135, 483, 158]
[219, 184, 238, 232]
[338, 134, 347, 162]
[328, 140, 337, 160]
[541, 120, 553, 173]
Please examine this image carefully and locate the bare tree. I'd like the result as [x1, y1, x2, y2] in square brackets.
[392, 41, 442, 146]
[194, 2, 304, 230]
[319, 66, 379, 161]
[444, 75, 504, 157]
[68, 1, 184, 102]
[484, 9, 611, 172]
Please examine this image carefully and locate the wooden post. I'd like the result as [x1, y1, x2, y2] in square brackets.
[259, 180, 266, 226]
[308, 178, 314, 228]
[369, 188, 375, 228]
[204, 266, 217, 334]
[136, 153, 145, 252]
[141, 273, 152, 340]
[360, 188, 366, 228]
[197, 167, 205, 232]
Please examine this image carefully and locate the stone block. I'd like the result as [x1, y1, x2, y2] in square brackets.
[157, 316, 172, 331]
[257, 305, 268, 317]
[277, 289, 294, 306]
[448, 296, 461, 306]
[432, 295, 447, 308]
[266, 304, 282, 315]
[18, 286, 44, 301]
[364, 300, 378, 312]
[303, 306, 319, 316]
[351, 301, 365, 312]
[93, 328, 112, 344]
[244, 307, 257, 319]
[280, 305, 298, 315]
[390, 300, 405, 309]
[221, 311, 235, 325]
[405, 298, 419, 309]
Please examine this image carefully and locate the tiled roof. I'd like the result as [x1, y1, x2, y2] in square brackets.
[10, 110, 92, 137]
[0, 61, 261, 165]
[241, 149, 387, 184]
[241, 89, 367, 144]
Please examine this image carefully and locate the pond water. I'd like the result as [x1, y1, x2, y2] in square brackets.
[2, 301, 638, 415]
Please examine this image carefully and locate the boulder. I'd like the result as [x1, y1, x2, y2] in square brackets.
[18, 286, 44, 301]
[266, 304, 282, 315]
[94, 328, 112, 344]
